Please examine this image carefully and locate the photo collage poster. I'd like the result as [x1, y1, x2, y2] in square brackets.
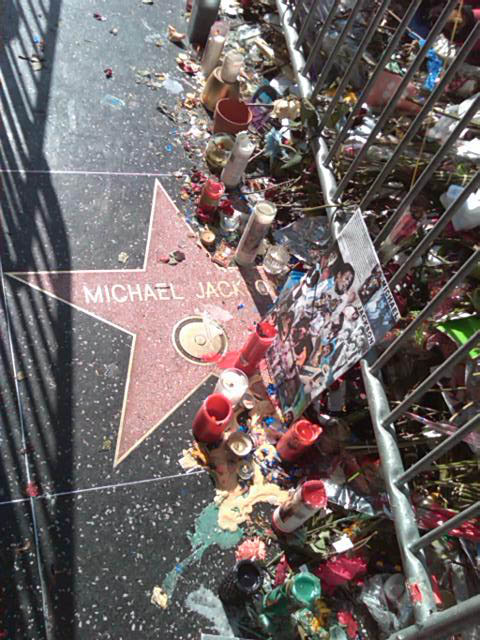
[265, 210, 401, 422]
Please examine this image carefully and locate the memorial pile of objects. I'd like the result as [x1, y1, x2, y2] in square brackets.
[159, 0, 480, 638]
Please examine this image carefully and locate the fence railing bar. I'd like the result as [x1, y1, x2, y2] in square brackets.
[333, 0, 459, 200]
[288, 0, 305, 26]
[294, 0, 319, 50]
[385, 594, 480, 640]
[302, 0, 339, 76]
[375, 96, 480, 248]
[325, 0, 423, 164]
[276, 0, 341, 235]
[396, 414, 480, 485]
[317, 0, 393, 130]
[384, 332, 480, 425]
[371, 249, 480, 373]
[361, 358, 437, 622]
[310, 0, 367, 99]
[360, 20, 480, 210]
[388, 172, 480, 287]
[410, 501, 480, 552]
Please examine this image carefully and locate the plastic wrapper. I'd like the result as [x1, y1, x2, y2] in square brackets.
[273, 216, 331, 264]
[359, 575, 412, 637]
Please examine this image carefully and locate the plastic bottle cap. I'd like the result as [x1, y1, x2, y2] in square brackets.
[294, 420, 322, 445]
[301, 480, 327, 509]
[290, 572, 322, 606]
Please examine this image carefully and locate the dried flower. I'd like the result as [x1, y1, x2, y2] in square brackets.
[235, 537, 266, 562]
[338, 611, 358, 639]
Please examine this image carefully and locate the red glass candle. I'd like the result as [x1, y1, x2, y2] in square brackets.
[199, 178, 225, 211]
[234, 321, 277, 377]
[273, 480, 327, 533]
[193, 393, 233, 443]
[276, 419, 322, 462]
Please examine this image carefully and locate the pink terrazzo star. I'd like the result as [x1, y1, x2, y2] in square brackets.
[8, 180, 272, 466]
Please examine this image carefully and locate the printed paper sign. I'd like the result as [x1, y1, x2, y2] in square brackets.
[266, 210, 400, 421]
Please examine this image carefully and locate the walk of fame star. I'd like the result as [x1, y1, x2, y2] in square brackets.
[7, 181, 272, 466]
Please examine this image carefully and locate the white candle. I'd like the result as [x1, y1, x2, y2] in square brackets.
[235, 201, 277, 266]
[214, 368, 249, 406]
[202, 34, 226, 77]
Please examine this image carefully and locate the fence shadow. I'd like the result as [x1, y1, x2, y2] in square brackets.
[0, 1, 74, 638]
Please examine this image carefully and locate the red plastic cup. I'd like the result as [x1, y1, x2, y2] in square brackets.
[192, 393, 233, 443]
[214, 98, 253, 135]
[234, 322, 277, 377]
[276, 419, 322, 462]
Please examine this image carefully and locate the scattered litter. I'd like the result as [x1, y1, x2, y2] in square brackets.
[118, 251, 129, 264]
[25, 482, 40, 497]
[101, 437, 112, 451]
[162, 76, 184, 94]
[151, 586, 168, 609]
[101, 94, 126, 109]
[93, 12, 106, 21]
[168, 25, 186, 43]
[104, 67, 113, 79]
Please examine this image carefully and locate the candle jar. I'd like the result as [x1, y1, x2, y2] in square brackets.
[188, 0, 221, 46]
[262, 245, 290, 276]
[221, 131, 255, 189]
[220, 209, 241, 233]
[221, 51, 243, 83]
[218, 560, 263, 605]
[237, 460, 254, 481]
[272, 480, 327, 533]
[205, 133, 235, 172]
[235, 201, 277, 266]
[233, 321, 277, 377]
[202, 67, 240, 112]
[192, 393, 233, 443]
[198, 178, 225, 211]
[226, 431, 254, 458]
[276, 419, 322, 462]
[262, 571, 321, 616]
[214, 368, 249, 406]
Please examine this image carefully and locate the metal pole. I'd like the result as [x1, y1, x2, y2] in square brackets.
[310, 0, 366, 99]
[289, 0, 306, 26]
[396, 414, 480, 484]
[371, 249, 480, 373]
[277, 0, 341, 236]
[375, 97, 480, 248]
[302, 0, 339, 76]
[361, 358, 437, 622]
[333, 0, 459, 199]
[411, 501, 480, 552]
[325, 0, 423, 164]
[294, 0, 319, 50]
[388, 171, 480, 287]
[386, 594, 480, 640]
[385, 332, 480, 425]
[318, 0, 393, 130]
[360, 21, 480, 210]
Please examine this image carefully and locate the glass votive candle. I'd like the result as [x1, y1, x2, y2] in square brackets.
[262, 245, 290, 276]
[214, 368, 249, 406]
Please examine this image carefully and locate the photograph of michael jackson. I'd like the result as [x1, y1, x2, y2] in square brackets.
[265, 213, 400, 421]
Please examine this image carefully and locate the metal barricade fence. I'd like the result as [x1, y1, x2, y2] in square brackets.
[276, 0, 480, 638]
